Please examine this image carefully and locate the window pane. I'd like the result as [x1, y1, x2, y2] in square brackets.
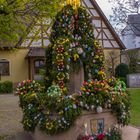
[40, 61, 44, 67]
[35, 61, 40, 67]
[0, 61, 9, 76]
[34, 60, 44, 74]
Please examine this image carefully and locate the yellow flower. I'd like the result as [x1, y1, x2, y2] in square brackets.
[80, 87, 86, 91]
[98, 71, 104, 75]
[62, 87, 67, 92]
[95, 55, 99, 59]
[74, 54, 79, 61]
[62, 39, 69, 44]
[59, 110, 64, 115]
[64, 52, 69, 56]
[89, 84, 92, 87]
[30, 93, 36, 97]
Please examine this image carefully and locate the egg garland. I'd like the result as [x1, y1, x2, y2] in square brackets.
[78, 80, 111, 111]
[39, 93, 81, 134]
[19, 85, 81, 134]
[114, 80, 126, 92]
[48, 5, 106, 93]
[77, 79, 130, 125]
[52, 37, 71, 93]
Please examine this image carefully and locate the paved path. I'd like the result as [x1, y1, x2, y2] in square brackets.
[0, 94, 23, 139]
[0, 94, 140, 140]
[0, 94, 34, 140]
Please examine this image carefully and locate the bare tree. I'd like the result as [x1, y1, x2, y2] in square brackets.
[108, 0, 140, 34]
[106, 51, 119, 76]
[121, 49, 140, 73]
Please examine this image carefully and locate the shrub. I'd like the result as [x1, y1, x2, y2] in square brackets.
[115, 63, 129, 77]
[0, 81, 13, 93]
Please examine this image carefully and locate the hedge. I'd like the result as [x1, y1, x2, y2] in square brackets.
[0, 81, 13, 93]
[115, 63, 129, 78]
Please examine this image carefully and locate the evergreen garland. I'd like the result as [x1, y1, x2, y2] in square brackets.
[47, 5, 106, 92]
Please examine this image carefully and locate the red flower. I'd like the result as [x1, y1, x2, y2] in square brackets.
[97, 133, 105, 140]
[83, 81, 88, 86]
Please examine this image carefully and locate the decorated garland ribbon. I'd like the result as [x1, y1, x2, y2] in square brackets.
[114, 81, 126, 92]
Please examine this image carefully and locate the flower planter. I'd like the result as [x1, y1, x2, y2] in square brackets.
[33, 109, 117, 140]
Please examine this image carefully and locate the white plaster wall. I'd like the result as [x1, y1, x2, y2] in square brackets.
[135, 36, 140, 48]
[122, 34, 136, 49]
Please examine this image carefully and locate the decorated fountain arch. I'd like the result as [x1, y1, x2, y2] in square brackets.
[17, 1, 130, 140]
[45, 4, 106, 94]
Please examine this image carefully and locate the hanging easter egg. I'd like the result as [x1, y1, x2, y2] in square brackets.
[91, 52, 94, 56]
[96, 106, 103, 113]
[80, 101, 84, 107]
[82, 52, 86, 58]
[77, 47, 83, 54]
[91, 105, 95, 111]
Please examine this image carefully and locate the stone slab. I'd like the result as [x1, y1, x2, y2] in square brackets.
[121, 125, 139, 140]
[127, 74, 140, 88]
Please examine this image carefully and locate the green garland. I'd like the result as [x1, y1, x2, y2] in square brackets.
[19, 85, 81, 134]
[78, 79, 130, 125]
[114, 80, 126, 92]
[46, 5, 106, 92]
[39, 94, 81, 134]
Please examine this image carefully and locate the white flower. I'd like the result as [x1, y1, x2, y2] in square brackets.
[80, 101, 84, 107]
[86, 106, 90, 110]
[108, 104, 111, 108]
[66, 65, 70, 70]
[77, 48, 83, 54]
[96, 106, 103, 113]
[88, 73, 92, 78]
[91, 105, 95, 110]
[91, 52, 94, 56]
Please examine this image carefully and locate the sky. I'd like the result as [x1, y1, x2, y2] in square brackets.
[96, 0, 113, 19]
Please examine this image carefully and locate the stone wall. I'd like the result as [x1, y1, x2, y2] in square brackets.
[33, 110, 117, 140]
[127, 74, 140, 88]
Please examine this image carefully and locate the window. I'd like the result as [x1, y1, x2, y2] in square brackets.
[0, 59, 10, 76]
[34, 59, 44, 74]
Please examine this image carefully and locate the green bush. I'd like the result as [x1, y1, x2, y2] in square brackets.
[115, 63, 129, 77]
[0, 81, 13, 93]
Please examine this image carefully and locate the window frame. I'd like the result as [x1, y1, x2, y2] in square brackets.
[0, 59, 10, 76]
[34, 59, 45, 75]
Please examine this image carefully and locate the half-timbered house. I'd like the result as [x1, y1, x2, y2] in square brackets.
[0, 0, 125, 84]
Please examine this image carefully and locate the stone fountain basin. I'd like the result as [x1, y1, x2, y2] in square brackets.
[33, 109, 117, 140]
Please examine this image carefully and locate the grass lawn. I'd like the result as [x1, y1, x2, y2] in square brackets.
[129, 88, 140, 127]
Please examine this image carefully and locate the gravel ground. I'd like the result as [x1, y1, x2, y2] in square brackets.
[0, 94, 23, 138]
